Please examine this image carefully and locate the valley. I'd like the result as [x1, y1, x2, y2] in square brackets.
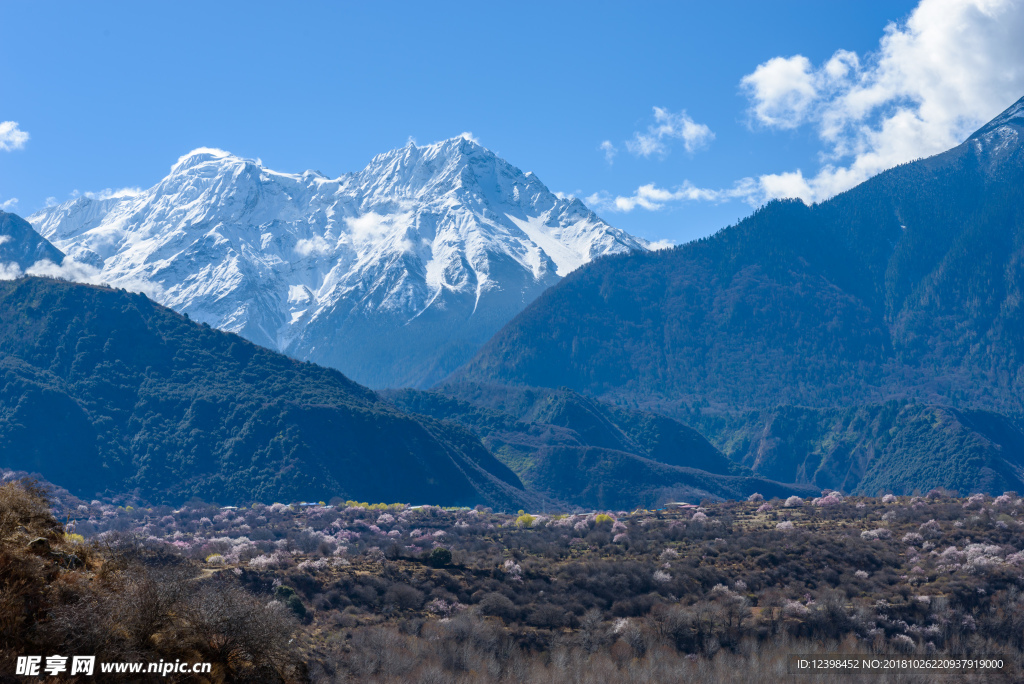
[0, 74, 1023, 684]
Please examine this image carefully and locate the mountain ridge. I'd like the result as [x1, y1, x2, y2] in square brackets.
[454, 95, 1024, 415]
[0, 276, 534, 507]
[383, 383, 818, 508]
[0, 211, 64, 270]
[28, 138, 646, 389]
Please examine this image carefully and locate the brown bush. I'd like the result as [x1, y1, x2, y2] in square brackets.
[0, 480, 303, 683]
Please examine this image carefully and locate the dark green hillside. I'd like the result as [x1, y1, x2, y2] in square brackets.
[454, 96, 1024, 414]
[0, 277, 529, 507]
[436, 383, 736, 474]
[518, 445, 814, 509]
[687, 402, 1024, 496]
[385, 384, 815, 507]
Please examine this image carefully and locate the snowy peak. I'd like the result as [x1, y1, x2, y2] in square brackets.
[28, 138, 646, 388]
[169, 147, 239, 174]
[358, 136, 529, 204]
[967, 95, 1024, 163]
[969, 95, 1024, 140]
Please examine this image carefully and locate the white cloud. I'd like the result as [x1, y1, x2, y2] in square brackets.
[0, 198, 17, 212]
[83, 187, 144, 201]
[625, 107, 715, 158]
[0, 122, 29, 152]
[0, 256, 163, 298]
[592, 0, 1024, 216]
[740, 53, 858, 130]
[24, 257, 102, 282]
[587, 179, 756, 213]
[345, 213, 391, 242]
[172, 147, 232, 171]
[343, 211, 415, 251]
[600, 140, 617, 164]
[458, 132, 479, 144]
[740, 0, 1024, 203]
[294, 235, 333, 257]
[647, 239, 675, 251]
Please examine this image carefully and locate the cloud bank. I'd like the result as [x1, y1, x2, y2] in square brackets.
[739, 0, 1024, 203]
[594, 0, 1024, 213]
[0, 257, 164, 299]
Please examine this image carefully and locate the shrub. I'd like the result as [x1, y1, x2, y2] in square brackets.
[902, 532, 924, 545]
[425, 547, 452, 568]
[891, 634, 916, 653]
[527, 604, 566, 629]
[273, 585, 307, 619]
[782, 600, 810, 619]
[515, 514, 535, 528]
[478, 592, 516, 619]
[384, 584, 424, 611]
[860, 528, 892, 540]
[813, 494, 843, 507]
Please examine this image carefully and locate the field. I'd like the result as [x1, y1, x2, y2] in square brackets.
[4, 474, 1024, 682]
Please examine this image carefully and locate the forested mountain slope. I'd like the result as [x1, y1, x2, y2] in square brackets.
[686, 401, 1024, 496]
[0, 277, 529, 507]
[454, 96, 1024, 414]
[0, 211, 64, 269]
[386, 384, 817, 508]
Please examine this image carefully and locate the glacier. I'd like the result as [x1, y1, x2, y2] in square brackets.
[29, 137, 647, 388]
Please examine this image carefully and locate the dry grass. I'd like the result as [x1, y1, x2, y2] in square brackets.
[0, 480, 304, 683]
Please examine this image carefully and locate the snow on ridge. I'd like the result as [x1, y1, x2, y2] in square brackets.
[171, 147, 236, 172]
[988, 96, 1024, 127]
[28, 137, 647, 388]
[968, 95, 1024, 145]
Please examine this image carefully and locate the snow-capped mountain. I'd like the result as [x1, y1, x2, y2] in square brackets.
[29, 137, 647, 388]
[968, 94, 1024, 167]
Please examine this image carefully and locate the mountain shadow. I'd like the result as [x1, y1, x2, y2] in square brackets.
[0, 276, 531, 508]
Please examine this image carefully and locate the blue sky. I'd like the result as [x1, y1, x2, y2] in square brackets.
[2, 0, 1023, 245]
